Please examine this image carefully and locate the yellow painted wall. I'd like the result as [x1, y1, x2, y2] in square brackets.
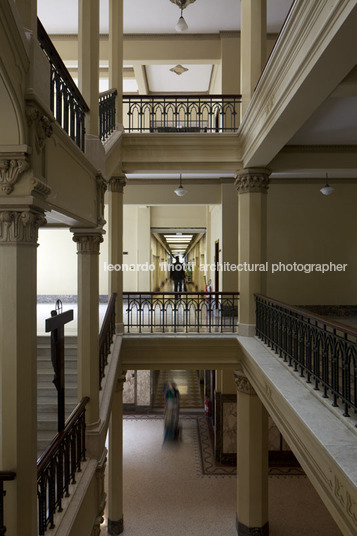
[266, 182, 357, 305]
[150, 205, 207, 228]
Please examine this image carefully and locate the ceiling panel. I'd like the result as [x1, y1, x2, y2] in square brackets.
[146, 64, 212, 93]
[38, 0, 293, 35]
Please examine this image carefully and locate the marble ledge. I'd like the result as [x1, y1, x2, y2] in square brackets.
[237, 335, 357, 486]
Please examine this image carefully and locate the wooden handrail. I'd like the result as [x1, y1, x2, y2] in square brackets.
[123, 291, 240, 296]
[123, 94, 241, 100]
[0, 472, 15, 482]
[37, 396, 89, 473]
[99, 88, 118, 99]
[99, 293, 117, 348]
[37, 19, 89, 112]
[255, 294, 357, 337]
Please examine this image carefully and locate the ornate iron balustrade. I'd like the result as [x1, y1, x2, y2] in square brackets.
[255, 294, 357, 424]
[99, 89, 118, 141]
[123, 94, 241, 133]
[0, 472, 15, 536]
[123, 292, 239, 333]
[99, 293, 117, 388]
[37, 397, 89, 535]
[37, 19, 89, 151]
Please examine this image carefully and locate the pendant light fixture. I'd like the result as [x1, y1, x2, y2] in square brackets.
[174, 174, 188, 197]
[170, 0, 196, 32]
[320, 173, 334, 196]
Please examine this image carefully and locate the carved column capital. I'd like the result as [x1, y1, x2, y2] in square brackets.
[0, 209, 46, 245]
[72, 228, 104, 254]
[0, 156, 30, 195]
[235, 168, 271, 194]
[234, 371, 257, 396]
[108, 175, 127, 193]
[26, 104, 53, 151]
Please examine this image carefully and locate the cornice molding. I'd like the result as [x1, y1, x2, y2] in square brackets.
[0, 156, 29, 195]
[0, 209, 45, 245]
[239, 0, 357, 167]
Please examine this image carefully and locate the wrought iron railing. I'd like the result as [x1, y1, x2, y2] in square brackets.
[99, 293, 117, 388]
[0, 472, 15, 536]
[123, 94, 241, 133]
[99, 89, 118, 141]
[255, 294, 357, 424]
[123, 292, 239, 333]
[37, 19, 89, 151]
[37, 397, 89, 535]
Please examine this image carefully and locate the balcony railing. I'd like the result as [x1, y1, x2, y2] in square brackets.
[0, 472, 15, 535]
[37, 397, 89, 535]
[255, 294, 357, 424]
[123, 292, 239, 333]
[99, 89, 118, 141]
[99, 293, 116, 388]
[123, 94, 241, 133]
[37, 19, 89, 152]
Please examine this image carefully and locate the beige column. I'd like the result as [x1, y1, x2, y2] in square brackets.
[78, 0, 100, 136]
[15, 0, 37, 31]
[235, 169, 269, 337]
[107, 175, 126, 329]
[240, 0, 267, 117]
[72, 228, 103, 425]
[0, 208, 45, 536]
[221, 179, 238, 292]
[235, 371, 269, 535]
[221, 32, 240, 94]
[108, 370, 126, 535]
[109, 0, 124, 124]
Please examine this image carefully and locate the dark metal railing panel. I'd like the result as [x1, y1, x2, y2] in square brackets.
[123, 292, 239, 333]
[255, 294, 357, 424]
[99, 89, 118, 141]
[37, 397, 89, 535]
[37, 19, 89, 152]
[99, 293, 117, 388]
[0, 472, 16, 536]
[123, 94, 241, 133]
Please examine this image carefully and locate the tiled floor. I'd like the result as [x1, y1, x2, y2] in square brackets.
[102, 418, 343, 536]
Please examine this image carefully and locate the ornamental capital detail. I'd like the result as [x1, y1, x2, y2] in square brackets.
[0, 157, 29, 195]
[235, 168, 271, 194]
[26, 104, 53, 151]
[0, 209, 46, 244]
[234, 372, 257, 396]
[96, 174, 107, 226]
[72, 230, 104, 254]
[108, 175, 127, 193]
[115, 370, 127, 392]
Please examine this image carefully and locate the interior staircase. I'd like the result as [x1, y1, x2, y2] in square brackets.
[37, 335, 78, 459]
[153, 370, 203, 409]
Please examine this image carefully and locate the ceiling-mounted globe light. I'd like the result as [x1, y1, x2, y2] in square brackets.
[174, 175, 188, 197]
[320, 173, 334, 196]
